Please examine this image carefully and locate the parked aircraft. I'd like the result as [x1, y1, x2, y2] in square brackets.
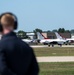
[37, 32, 67, 45]
[55, 32, 74, 44]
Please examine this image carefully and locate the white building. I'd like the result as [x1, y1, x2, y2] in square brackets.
[26, 32, 36, 39]
[71, 33, 74, 39]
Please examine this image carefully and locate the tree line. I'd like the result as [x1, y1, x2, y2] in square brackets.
[33, 28, 74, 33]
[16, 28, 74, 39]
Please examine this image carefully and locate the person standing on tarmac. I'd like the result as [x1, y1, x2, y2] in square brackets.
[0, 12, 39, 75]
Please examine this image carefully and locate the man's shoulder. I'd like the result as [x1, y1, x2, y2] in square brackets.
[0, 37, 33, 52]
[0, 37, 9, 45]
[20, 39, 32, 49]
[0, 39, 5, 45]
[20, 39, 33, 51]
[0, 39, 6, 50]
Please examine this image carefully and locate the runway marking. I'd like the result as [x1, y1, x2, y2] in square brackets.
[37, 56, 74, 62]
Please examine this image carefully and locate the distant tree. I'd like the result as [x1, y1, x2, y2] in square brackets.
[70, 29, 74, 33]
[58, 28, 65, 33]
[33, 28, 42, 33]
[65, 30, 70, 33]
[18, 30, 26, 34]
[17, 30, 28, 39]
[47, 30, 51, 33]
[58, 28, 61, 32]
[52, 29, 58, 32]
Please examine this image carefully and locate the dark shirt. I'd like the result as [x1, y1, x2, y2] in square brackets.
[0, 32, 39, 75]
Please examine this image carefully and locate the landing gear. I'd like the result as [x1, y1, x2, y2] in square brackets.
[59, 44, 62, 47]
[48, 43, 54, 47]
[51, 44, 54, 47]
[48, 43, 62, 47]
[48, 44, 50, 47]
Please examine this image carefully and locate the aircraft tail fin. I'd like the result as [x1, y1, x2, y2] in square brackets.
[37, 32, 48, 40]
[55, 32, 63, 39]
[37, 32, 45, 40]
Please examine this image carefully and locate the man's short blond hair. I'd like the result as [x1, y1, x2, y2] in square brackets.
[0, 14, 15, 27]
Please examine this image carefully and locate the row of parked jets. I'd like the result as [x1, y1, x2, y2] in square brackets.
[22, 32, 74, 45]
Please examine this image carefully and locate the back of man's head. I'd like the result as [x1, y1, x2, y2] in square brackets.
[0, 12, 18, 34]
[0, 14, 15, 29]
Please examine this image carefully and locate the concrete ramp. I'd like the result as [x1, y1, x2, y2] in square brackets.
[37, 56, 74, 62]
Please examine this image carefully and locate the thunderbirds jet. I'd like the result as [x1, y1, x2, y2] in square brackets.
[37, 32, 67, 45]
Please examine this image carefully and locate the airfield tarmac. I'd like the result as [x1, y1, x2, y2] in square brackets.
[37, 56, 74, 62]
[31, 45, 74, 62]
[31, 45, 74, 48]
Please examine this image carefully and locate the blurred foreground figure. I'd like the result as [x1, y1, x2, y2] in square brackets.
[0, 12, 39, 75]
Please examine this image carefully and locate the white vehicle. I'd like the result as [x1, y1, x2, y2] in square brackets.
[22, 39, 33, 43]
[22, 39, 38, 45]
[37, 32, 67, 45]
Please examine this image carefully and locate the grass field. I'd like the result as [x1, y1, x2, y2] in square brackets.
[33, 47, 74, 56]
[39, 62, 74, 75]
[33, 47, 74, 75]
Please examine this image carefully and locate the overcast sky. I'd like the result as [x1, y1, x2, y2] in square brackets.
[0, 0, 74, 31]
